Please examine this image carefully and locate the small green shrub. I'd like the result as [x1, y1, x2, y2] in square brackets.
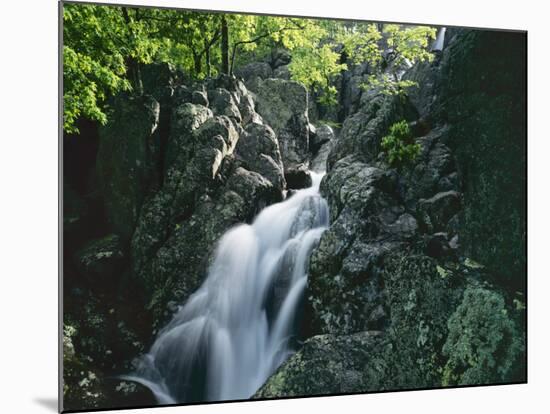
[381, 120, 421, 167]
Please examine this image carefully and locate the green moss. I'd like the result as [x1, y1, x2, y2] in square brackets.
[442, 287, 525, 386]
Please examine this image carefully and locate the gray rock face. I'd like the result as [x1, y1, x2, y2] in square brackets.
[191, 90, 209, 107]
[254, 78, 310, 170]
[310, 124, 335, 154]
[234, 62, 273, 84]
[309, 155, 410, 335]
[208, 88, 242, 123]
[254, 331, 392, 398]
[235, 122, 286, 191]
[127, 75, 287, 328]
[96, 94, 160, 241]
[266, 29, 526, 397]
[327, 94, 415, 169]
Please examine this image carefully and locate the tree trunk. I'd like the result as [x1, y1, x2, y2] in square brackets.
[192, 51, 202, 76]
[221, 16, 229, 74]
[205, 44, 212, 77]
[122, 7, 143, 94]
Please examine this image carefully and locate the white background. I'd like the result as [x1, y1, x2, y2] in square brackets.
[0, 0, 547, 413]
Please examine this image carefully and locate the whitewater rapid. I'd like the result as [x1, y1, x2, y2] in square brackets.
[124, 172, 329, 403]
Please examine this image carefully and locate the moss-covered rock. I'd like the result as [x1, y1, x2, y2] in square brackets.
[254, 331, 393, 398]
[407, 30, 526, 289]
[442, 287, 525, 386]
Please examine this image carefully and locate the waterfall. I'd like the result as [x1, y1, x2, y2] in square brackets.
[124, 172, 329, 403]
[432, 27, 447, 51]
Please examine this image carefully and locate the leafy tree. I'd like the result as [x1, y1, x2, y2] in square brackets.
[380, 120, 421, 166]
[362, 24, 437, 95]
[289, 44, 347, 106]
[337, 22, 383, 67]
[63, 3, 437, 133]
[63, 4, 166, 133]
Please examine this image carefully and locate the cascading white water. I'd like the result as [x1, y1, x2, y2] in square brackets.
[124, 172, 329, 403]
[432, 27, 447, 51]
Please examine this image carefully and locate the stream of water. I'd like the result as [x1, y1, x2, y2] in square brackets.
[124, 172, 329, 403]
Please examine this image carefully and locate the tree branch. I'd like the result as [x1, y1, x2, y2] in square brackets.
[229, 25, 304, 74]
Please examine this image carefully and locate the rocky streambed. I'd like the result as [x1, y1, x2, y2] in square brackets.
[63, 28, 526, 410]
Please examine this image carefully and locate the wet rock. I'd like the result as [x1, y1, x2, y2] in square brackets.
[102, 379, 157, 409]
[285, 166, 312, 190]
[254, 331, 393, 398]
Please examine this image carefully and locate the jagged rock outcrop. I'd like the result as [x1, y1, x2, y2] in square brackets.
[254, 331, 392, 397]
[407, 29, 527, 289]
[64, 27, 526, 408]
[128, 75, 286, 328]
[258, 29, 526, 395]
[64, 66, 311, 410]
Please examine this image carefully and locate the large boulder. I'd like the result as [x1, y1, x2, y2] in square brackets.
[254, 332, 393, 398]
[254, 78, 310, 170]
[273, 64, 291, 80]
[235, 122, 286, 191]
[135, 163, 282, 328]
[284, 165, 312, 190]
[165, 103, 213, 174]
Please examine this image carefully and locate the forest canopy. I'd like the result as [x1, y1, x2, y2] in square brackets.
[63, 3, 436, 133]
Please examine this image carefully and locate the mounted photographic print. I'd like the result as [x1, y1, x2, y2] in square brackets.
[60, 1, 527, 412]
